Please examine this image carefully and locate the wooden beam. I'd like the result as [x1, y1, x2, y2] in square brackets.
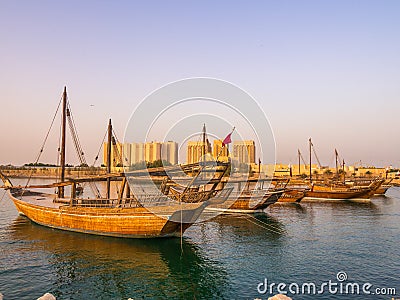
[70, 182, 76, 206]
[117, 177, 127, 207]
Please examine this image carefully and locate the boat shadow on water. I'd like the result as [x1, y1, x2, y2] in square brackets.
[5, 216, 228, 299]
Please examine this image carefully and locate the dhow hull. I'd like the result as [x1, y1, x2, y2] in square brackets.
[10, 191, 202, 238]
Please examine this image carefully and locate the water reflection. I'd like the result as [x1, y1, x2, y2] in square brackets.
[270, 202, 308, 214]
[6, 217, 228, 299]
[270, 200, 380, 218]
[3, 183, 399, 299]
[301, 200, 380, 217]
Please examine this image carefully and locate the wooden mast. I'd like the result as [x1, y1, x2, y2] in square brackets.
[106, 119, 112, 199]
[202, 123, 206, 160]
[58, 86, 67, 198]
[309, 138, 312, 183]
[298, 149, 301, 176]
[342, 159, 346, 184]
[335, 149, 339, 177]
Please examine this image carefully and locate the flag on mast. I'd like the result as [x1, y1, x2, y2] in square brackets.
[222, 127, 235, 147]
[222, 133, 232, 147]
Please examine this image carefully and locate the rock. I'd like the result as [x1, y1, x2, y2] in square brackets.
[268, 294, 292, 300]
[37, 293, 56, 300]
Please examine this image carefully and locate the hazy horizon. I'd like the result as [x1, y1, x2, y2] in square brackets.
[1, 1, 399, 168]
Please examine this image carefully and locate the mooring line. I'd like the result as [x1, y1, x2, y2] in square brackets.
[226, 212, 287, 235]
[243, 214, 286, 234]
[242, 215, 284, 234]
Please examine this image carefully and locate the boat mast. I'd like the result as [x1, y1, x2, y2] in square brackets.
[342, 159, 346, 183]
[202, 123, 206, 160]
[335, 149, 339, 177]
[58, 86, 67, 198]
[309, 138, 312, 183]
[106, 119, 112, 199]
[298, 149, 301, 176]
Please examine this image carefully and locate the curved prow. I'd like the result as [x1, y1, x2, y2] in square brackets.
[0, 170, 13, 188]
[368, 178, 383, 190]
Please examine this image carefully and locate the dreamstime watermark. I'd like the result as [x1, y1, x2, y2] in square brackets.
[257, 271, 397, 297]
[123, 77, 276, 223]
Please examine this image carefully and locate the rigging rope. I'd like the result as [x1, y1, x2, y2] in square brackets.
[336, 151, 344, 168]
[312, 144, 322, 168]
[298, 150, 308, 166]
[66, 102, 101, 198]
[111, 129, 124, 167]
[92, 128, 108, 166]
[24, 96, 63, 190]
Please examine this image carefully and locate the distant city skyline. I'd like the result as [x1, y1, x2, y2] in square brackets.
[103, 141, 178, 167]
[1, 1, 399, 167]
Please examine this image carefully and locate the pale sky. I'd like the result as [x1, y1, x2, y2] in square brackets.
[0, 1, 399, 167]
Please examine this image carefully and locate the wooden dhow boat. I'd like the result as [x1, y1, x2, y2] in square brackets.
[160, 158, 284, 214]
[374, 182, 392, 195]
[298, 139, 384, 201]
[161, 170, 284, 213]
[270, 178, 308, 203]
[176, 177, 284, 214]
[303, 179, 383, 201]
[204, 187, 284, 213]
[277, 188, 307, 203]
[271, 177, 383, 202]
[1, 171, 234, 238]
[345, 178, 393, 195]
[0, 87, 229, 238]
[161, 174, 282, 214]
[158, 125, 284, 213]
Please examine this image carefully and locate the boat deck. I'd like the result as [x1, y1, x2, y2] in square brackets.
[9, 188, 205, 216]
[10, 190, 65, 209]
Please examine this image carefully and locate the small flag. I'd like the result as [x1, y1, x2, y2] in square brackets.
[222, 133, 232, 147]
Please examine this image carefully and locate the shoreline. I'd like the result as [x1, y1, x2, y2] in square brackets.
[1, 167, 399, 186]
[0, 168, 106, 179]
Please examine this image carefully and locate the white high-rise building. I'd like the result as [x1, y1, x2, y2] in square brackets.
[122, 143, 131, 166]
[162, 141, 178, 165]
[232, 140, 255, 164]
[130, 143, 145, 164]
[105, 141, 179, 166]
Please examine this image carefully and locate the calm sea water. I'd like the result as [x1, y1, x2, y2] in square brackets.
[0, 178, 399, 299]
